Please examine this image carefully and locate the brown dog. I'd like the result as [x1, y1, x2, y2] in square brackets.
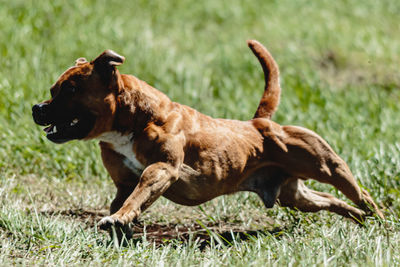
[32, 40, 383, 236]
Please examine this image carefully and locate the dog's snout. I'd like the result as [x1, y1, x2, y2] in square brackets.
[32, 103, 51, 126]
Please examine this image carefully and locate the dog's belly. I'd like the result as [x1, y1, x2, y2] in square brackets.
[162, 164, 228, 206]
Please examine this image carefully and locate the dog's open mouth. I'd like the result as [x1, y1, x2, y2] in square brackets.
[44, 118, 79, 135]
[43, 114, 95, 144]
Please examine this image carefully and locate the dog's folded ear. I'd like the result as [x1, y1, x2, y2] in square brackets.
[92, 50, 125, 80]
[93, 50, 125, 67]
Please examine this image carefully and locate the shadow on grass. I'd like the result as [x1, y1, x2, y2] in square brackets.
[40, 208, 284, 249]
[128, 222, 283, 249]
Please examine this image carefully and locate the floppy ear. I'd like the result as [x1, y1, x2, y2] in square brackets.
[92, 50, 125, 67]
[91, 50, 125, 80]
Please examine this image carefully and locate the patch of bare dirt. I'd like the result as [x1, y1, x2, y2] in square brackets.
[40, 208, 109, 224]
[317, 50, 400, 89]
[40, 209, 282, 248]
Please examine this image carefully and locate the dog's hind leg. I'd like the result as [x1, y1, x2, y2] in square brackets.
[275, 126, 384, 219]
[278, 178, 366, 222]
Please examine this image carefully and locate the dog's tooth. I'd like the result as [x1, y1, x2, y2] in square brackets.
[53, 126, 57, 133]
[70, 118, 79, 126]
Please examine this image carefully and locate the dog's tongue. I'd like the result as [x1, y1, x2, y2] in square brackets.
[44, 125, 54, 133]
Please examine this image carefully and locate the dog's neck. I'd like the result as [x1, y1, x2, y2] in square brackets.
[112, 74, 172, 135]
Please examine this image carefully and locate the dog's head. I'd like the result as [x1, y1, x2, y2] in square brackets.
[32, 50, 125, 143]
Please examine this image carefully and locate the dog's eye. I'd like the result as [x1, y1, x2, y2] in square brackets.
[60, 82, 77, 95]
[68, 87, 76, 94]
[64, 86, 76, 94]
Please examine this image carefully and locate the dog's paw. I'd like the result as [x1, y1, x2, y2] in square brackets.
[98, 215, 124, 230]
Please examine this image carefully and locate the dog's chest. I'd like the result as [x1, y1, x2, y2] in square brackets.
[98, 132, 145, 176]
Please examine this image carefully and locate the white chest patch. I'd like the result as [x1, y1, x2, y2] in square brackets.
[97, 132, 145, 176]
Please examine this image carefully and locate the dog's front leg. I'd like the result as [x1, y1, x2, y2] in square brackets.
[99, 162, 179, 230]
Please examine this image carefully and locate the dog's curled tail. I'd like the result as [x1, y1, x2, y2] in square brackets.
[247, 40, 280, 119]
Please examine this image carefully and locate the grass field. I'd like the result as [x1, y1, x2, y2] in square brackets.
[1, 0, 400, 265]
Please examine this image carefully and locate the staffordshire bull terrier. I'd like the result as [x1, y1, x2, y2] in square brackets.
[32, 40, 383, 237]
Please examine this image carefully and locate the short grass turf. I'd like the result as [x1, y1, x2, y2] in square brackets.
[0, 0, 400, 265]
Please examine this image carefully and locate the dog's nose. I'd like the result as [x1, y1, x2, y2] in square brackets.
[32, 103, 44, 113]
[32, 103, 50, 126]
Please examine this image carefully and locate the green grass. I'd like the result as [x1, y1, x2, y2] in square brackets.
[0, 0, 400, 265]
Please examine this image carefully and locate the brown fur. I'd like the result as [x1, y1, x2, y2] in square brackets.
[33, 41, 383, 238]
